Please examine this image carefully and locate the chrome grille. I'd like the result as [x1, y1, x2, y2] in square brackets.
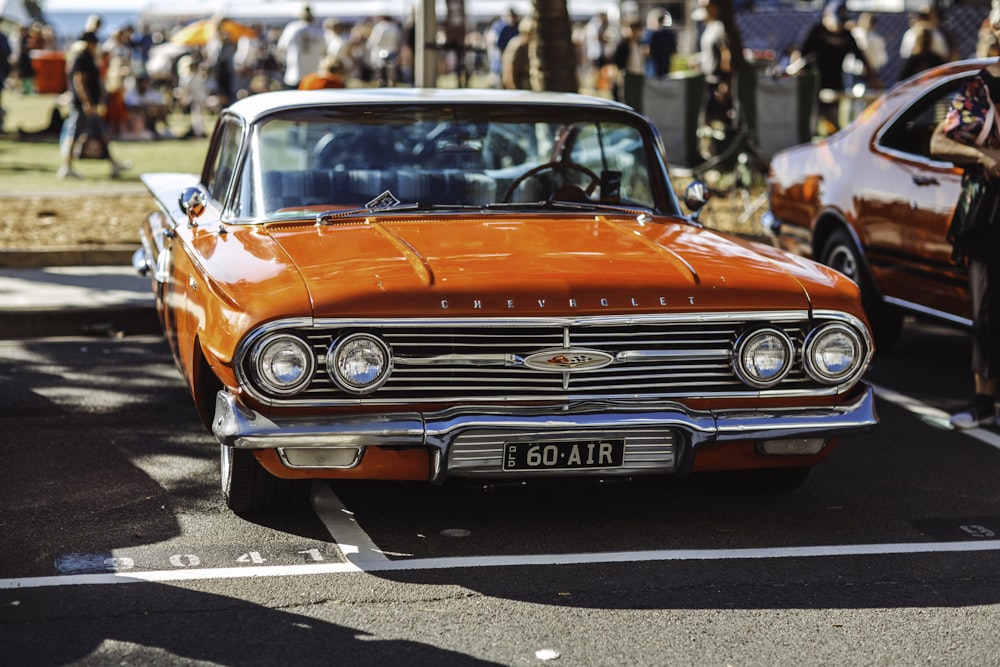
[235, 313, 841, 405]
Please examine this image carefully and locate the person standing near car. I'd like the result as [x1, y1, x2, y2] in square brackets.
[929, 7, 1000, 428]
[277, 4, 326, 89]
[57, 32, 129, 180]
[641, 8, 676, 79]
[695, 0, 745, 131]
[0, 28, 12, 132]
[788, 0, 882, 134]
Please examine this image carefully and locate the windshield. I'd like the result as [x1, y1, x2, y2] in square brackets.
[234, 105, 670, 220]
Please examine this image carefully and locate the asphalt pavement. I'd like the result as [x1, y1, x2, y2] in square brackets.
[0, 249, 159, 339]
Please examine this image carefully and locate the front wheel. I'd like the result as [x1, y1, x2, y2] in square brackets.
[220, 445, 310, 514]
[820, 227, 902, 351]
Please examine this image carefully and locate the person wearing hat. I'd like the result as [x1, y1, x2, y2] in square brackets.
[641, 8, 677, 79]
[57, 31, 129, 180]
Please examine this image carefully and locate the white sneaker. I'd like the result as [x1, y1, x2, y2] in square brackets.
[110, 161, 132, 178]
[949, 398, 998, 430]
[56, 166, 82, 180]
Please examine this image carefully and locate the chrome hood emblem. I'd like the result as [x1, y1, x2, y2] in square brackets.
[523, 349, 615, 372]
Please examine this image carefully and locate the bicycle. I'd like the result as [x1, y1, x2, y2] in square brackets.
[674, 106, 771, 236]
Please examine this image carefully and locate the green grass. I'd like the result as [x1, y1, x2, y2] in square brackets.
[0, 93, 210, 194]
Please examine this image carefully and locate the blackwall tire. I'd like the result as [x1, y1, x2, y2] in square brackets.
[220, 445, 310, 514]
[820, 227, 902, 351]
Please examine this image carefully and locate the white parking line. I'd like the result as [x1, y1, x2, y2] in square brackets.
[310, 480, 389, 565]
[4, 540, 1000, 590]
[871, 383, 1000, 451]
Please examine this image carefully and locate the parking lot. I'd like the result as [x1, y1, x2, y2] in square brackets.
[1, 315, 999, 664]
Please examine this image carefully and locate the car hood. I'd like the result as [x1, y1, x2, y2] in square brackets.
[264, 213, 844, 318]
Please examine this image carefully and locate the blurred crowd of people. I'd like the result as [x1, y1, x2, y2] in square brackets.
[1, 1, 998, 147]
[0, 6, 418, 140]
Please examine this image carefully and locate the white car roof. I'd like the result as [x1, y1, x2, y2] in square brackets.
[225, 88, 636, 124]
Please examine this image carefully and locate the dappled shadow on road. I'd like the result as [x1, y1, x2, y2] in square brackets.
[0, 336, 196, 571]
[0, 581, 499, 666]
[0, 335, 496, 664]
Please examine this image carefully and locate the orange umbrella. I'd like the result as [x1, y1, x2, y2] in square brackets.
[169, 18, 258, 46]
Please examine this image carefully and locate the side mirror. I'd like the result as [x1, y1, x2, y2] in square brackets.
[683, 181, 711, 223]
[179, 187, 206, 226]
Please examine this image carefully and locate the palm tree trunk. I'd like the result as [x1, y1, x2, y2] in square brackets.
[531, 0, 578, 92]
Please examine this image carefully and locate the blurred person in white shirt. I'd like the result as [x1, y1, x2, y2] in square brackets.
[277, 4, 326, 88]
[366, 15, 402, 86]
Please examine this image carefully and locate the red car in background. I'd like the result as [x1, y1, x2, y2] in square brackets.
[765, 60, 989, 349]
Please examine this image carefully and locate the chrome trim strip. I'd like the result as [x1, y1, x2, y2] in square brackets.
[395, 353, 514, 367]
[882, 296, 973, 328]
[614, 349, 731, 362]
[212, 384, 878, 481]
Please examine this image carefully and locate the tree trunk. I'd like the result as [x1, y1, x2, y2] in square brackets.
[531, 0, 578, 92]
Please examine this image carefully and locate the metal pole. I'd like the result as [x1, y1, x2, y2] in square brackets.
[414, 0, 438, 87]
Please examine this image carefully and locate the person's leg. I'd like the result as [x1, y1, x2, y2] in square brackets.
[57, 109, 81, 179]
[952, 257, 997, 428]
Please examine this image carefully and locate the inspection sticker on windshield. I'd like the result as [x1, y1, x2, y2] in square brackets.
[366, 190, 401, 211]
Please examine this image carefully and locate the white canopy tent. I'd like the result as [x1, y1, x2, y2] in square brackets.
[0, 0, 32, 26]
[42, 0, 618, 27]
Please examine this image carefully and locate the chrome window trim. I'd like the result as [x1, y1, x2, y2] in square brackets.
[872, 68, 978, 168]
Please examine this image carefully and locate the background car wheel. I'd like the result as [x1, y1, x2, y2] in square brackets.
[220, 445, 310, 514]
[820, 228, 902, 351]
[718, 466, 812, 494]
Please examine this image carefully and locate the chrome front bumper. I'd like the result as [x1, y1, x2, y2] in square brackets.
[213, 384, 877, 481]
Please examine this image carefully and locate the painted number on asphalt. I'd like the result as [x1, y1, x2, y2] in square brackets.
[959, 524, 997, 538]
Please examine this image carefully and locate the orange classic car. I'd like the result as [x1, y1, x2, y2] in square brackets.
[134, 88, 876, 514]
[766, 59, 990, 350]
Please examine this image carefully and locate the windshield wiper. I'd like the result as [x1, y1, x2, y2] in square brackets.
[316, 202, 483, 225]
[484, 200, 652, 214]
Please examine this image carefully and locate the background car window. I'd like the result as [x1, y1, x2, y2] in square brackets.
[878, 78, 968, 159]
[205, 119, 242, 205]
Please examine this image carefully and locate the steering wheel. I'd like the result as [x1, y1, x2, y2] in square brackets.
[501, 161, 601, 203]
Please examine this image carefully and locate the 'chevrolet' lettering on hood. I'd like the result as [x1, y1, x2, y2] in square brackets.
[439, 295, 696, 310]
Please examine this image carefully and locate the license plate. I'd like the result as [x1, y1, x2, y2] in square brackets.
[502, 439, 625, 471]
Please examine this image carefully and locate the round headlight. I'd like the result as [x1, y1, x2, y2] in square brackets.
[803, 323, 864, 385]
[327, 334, 392, 394]
[250, 334, 315, 396]
[733, 328, 794, 388]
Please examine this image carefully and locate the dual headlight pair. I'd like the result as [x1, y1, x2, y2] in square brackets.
[250, 333, 390, 396]
[733, 323, 867, 388]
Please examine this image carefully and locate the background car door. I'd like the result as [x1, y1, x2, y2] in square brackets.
[862, 74, 972, 324]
